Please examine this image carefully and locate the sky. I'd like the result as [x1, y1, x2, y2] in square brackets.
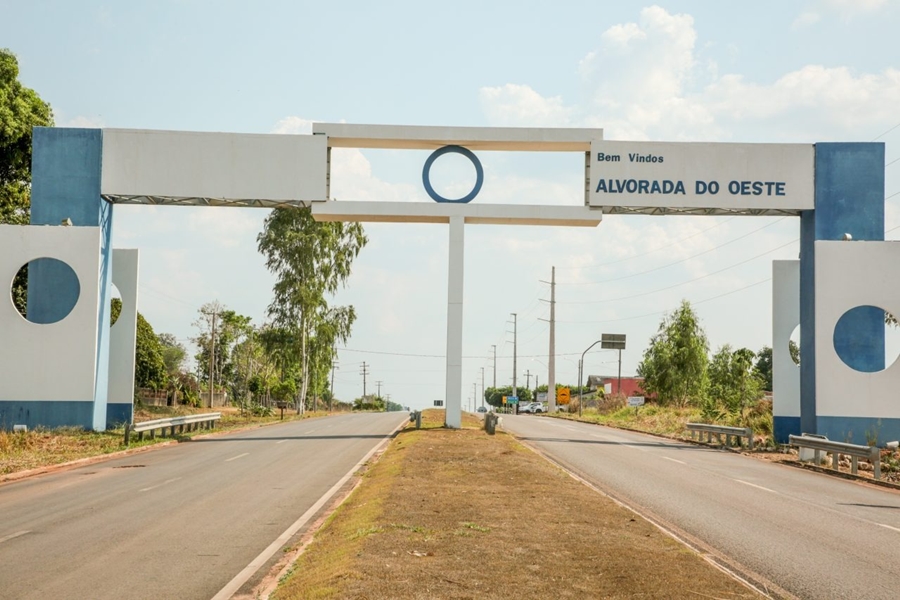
[3, 0, 900, 410]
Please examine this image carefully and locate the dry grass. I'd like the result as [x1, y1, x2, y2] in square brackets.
[273, 409, 759, 600]
[0, 406, 335, 477]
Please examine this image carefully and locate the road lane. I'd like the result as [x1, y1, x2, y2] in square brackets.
[0, 412, 407, 600]
[502, 415, 900, 600]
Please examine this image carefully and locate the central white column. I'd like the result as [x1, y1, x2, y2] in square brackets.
[445, 216, 464, 428]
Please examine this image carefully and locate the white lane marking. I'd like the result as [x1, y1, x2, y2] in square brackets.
[0, 531, 30, 545]
[225, 453, 249, 462]
[733, 479, 778, 494]
[877, 523, 900, 534]
[590, 433, 605, 439]
[276, 439, 289, 444]
[307, 429, 317, 434]
[139, 477, 182, 492]
[662, 456, 686, 465]
[623, 444, 647, 452]
[211, 418, 407, 600]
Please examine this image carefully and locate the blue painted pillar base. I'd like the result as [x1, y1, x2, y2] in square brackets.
[818, 416, 900, 446]
[0, 401, 96, 431]
[106, 404, 133, 429]
[773, 416, 801, 444]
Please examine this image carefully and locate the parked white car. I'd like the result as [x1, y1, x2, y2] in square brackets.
[519, 402, 546, 414]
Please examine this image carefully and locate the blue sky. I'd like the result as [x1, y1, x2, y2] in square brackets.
[3, 1, 899, 409]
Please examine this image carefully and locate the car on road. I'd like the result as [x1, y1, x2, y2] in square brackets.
[519, 402, 546, 414]
[476, 406, 488, 413]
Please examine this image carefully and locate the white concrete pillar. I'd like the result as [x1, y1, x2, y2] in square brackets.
[445, 216, 464, 428]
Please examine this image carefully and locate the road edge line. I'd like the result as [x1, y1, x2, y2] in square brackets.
[511, 432, 797, 600]
[211, 416, 409, 600]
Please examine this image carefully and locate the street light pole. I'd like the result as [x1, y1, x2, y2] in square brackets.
[579, 340, 603, 417]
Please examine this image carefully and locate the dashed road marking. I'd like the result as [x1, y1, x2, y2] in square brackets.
[662, 456, 686, 465]
[225, 453, 249, 462]
[877, 523, 900, 534]
[0, 531, 30, 545]
[276, 439, 289, 444]
[733, 479, 777, 494]
[139, 477, 182, 492]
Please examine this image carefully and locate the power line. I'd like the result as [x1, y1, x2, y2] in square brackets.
[873, 121, 900, 141]
[557, 277, 772, 325]
[557, 238, 798, 305]
[557, 217, 788, 285]
[554, 216, 738, 271]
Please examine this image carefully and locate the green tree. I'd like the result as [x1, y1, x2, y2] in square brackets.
[1, 48, 54, 226]
[257, 207, 367, 409]
[754, 346, 773, 392]
[2, 49, 54, 315]
[134, 314, 167, 391]
[707, 345, 764, 416]
[483, 386, 533, 408]
[158, 333, 186, 376]
[636, 300, 709, 406]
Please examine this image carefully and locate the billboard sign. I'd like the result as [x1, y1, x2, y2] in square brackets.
[589, 141, 814, 215]
[601, 333, 626, 350]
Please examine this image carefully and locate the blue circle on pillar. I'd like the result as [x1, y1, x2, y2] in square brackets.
[422, 145, 484, 203]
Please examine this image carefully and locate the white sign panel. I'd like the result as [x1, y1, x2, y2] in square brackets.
[627, 396, 645, 407]
[536, 392, 548, 403]
[589, 141, 814, 214]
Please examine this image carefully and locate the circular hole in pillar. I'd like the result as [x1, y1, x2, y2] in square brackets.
[788, 325, 801, 367]
[9, 258, 81, 324]
[110, 283, 122, 327]
[833, 305, 900, 372]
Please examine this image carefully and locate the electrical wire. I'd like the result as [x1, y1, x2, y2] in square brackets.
[554, 216, 738, 271]
[557, 238, 798, 305]
[557, 217, 788, 285]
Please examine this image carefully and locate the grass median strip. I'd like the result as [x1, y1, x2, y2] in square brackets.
[273, 410, 760, 599]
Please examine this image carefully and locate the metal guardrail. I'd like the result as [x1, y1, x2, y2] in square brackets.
[789, 434, 881, 480]
[124, 412, 222, 445]
[686, 423, 753, 450]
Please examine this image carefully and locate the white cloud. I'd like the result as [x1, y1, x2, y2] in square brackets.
[791, 11, 822, 29]
[478, 84, 574, 127]
[826, 0, 887, 13]
[61, 115, 104, 128]
[479, 5, 900, 143]
[271, 116, 314, 134]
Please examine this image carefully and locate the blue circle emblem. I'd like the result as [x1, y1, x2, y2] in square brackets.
[422, 145, 484, 203]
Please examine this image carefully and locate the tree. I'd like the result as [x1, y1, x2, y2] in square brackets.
[707, 345, 764, 416]
[158, 333, 186, 376]
[134, 313, 167, 391]
[483, 386, 533, 408]
[754, 346, 773, 392]
[1, 48, 54, 226]
[257, 207, 367, 410]
[2, 49, 54, 315]
[636, 300, 709, 406]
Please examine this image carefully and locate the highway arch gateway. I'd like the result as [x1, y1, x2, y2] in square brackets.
[0, 124, 891, 445]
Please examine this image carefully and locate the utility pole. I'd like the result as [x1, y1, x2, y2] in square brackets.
[376, 380, 383, 402]
[491, 345, 497, 389]
[360, 362, 369, 399]
[330, 355, 338, 412]
[480, 367, 485, 408]
[510, 312, 518, 404]
[524, 369, 532, 390]
[548, 266, 556, 413]
[473, 382, 477, 412]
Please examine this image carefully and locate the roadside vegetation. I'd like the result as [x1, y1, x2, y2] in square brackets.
[271, 410, 759, 599]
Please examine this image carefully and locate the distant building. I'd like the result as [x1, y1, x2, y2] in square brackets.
[586, 375, 650, 399]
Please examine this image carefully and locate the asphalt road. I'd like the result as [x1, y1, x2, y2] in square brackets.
[502, 415, 900, 600]
[0, 412, 407, 600]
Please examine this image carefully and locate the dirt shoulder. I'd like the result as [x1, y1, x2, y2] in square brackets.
[272, 410, 760, 599]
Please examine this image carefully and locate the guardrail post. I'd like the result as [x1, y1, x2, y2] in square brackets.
[872, 447, 881, 480]
[745, 428, 753, 451]
[851, 456, 858, 474]
[124, 423, 131, 446]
